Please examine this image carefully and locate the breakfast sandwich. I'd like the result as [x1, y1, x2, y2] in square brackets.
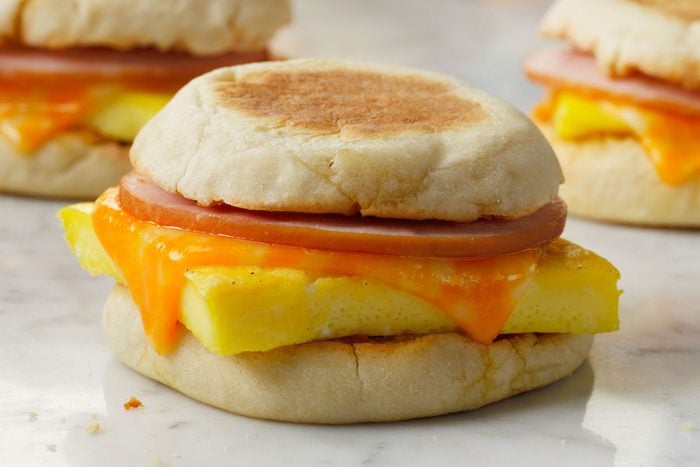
[0, 0, 290, 198]
[60, 59, 620, 423]
[525, 0, 700, 226]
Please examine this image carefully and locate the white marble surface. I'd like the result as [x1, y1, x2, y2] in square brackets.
[1, 1, 699, 466]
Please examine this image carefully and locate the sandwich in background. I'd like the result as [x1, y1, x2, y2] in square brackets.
[525, 0, 700, 226]
[0, 0, 290, 198]
[60, 58, 620, 423]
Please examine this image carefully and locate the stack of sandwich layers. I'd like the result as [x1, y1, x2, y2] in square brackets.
[526, 0, 700, 226]
[0, 0, 290, 198]
[61, 58, 621, 423]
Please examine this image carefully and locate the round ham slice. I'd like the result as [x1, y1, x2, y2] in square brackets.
[525, 47, 700, 116]
[118, 172, 567, 258]
[0, 46, 268, 83]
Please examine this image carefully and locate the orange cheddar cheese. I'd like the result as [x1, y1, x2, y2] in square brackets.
[92, 188, 541, 354]
[0, 77, 179, 152]
[0, 79, 94, 152]
[642, 111, 700, 184]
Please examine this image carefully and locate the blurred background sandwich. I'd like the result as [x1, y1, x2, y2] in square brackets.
[526, 0, 700, 226]
[0, 0, 290, 198]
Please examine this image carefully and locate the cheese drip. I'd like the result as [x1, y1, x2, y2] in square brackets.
[92, 188, 540, 354]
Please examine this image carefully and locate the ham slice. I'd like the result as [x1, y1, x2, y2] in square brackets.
[118, 172, 567, 258]
[0, 46, 268, 82]
[525, 47, 700, 116]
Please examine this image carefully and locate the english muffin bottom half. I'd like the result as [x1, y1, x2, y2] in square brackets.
[526, 0, 700, 226]
[0, 0, 291, 198]
[60, 58, 620, 423]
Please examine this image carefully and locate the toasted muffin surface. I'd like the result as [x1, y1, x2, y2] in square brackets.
[634, 0, 700, 21]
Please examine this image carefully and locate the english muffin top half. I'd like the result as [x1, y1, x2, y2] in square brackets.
[0, 0, 291, 55]
[541, 0, 700, 90]
[132, 59, 562, 222]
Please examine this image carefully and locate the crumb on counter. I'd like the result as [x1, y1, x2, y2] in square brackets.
[123, 396, 143, 410]
[86, 422, 101, 433]
[680, 421, 695, 432]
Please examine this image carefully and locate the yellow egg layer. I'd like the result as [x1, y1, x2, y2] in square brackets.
[59, 203, 620, 355]
[86, 90, 171, 142]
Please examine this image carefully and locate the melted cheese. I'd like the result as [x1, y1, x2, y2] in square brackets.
[642, 111, 700, 184]
[60, 202, 621, 355]
[536, 91, 700, 184]
[91, 188, 540, 355]
[0, 80, 93, 152]
[0, 79, 172, 151]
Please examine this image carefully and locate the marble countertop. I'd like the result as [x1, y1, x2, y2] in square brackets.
[1, 1, 699, 466]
